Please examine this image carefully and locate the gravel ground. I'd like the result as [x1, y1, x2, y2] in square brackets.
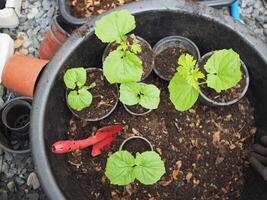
[0, 0, 266, 199]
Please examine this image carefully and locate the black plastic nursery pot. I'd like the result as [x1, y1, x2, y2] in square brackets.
[0, 97, 32, 154]
[31, 0, 267, 199]
[59, 0, 235, 27]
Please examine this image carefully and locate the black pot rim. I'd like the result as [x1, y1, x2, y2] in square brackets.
[152, 35, 201, 81]
[58, 0, 88, 26]
[0, 96, 32, 154]
[119, 136, 154, 151]
[66, 67, 119, 121]
[199, 51, 250, 106]
[31, 1, 267, 200]
[2, 99, 32, 131]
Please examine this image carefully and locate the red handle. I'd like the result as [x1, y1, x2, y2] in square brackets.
[52, 125, 124, 154]
[91, 137, 117, 157]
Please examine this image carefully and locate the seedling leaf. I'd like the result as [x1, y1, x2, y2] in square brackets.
[67, 88, 93, 111]
[119, 82, 140, 106]
[105, 151, 165, 186]
[168, 73, 199, 111]
[204, 49, 242, 92]
[105, 151, 135, 185]
[119, 82, 160, 109]
[134, 152, 166, 185]
[177, 54, 204, 89]
[64, 67, 86, 89]
[103, 50, 142, 84]
[139, 84, 160, 109]
[95, 10, 136, 43]
[131, 43, 142, 54]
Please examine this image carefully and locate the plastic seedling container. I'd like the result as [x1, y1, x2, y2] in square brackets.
[66, 68, 119, 121]
[102, 36, 154, 81]
[119, 136, 154, 153]
[153, 36, 200, 81]
[199, 51, 250, 106]
[0, 97, 32, 154]
[39, 15, 71, 60]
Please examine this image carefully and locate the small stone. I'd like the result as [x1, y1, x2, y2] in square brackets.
[0, 84, 4, 97]
[35, 10, 45, 19]
[7, 181, 16, 192]
[33, 1, 41, 8]
[23, 40, 33, 49]
[14, 37, 24, 49]
[1, 162, 9, 174]
[42, 1, 52, 10]
[15, 176, 25, 186]
[18, 48, 29, 55]
[6, 167, 17, 178]
[4, 152, 13, 163]
[0, 98, 3, 108]
[215, 157, 224, 165]
[27, 172, 40, 190]
[27, 7, 39, 19]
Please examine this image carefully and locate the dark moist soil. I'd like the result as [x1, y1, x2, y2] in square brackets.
[68, 0, 139, 18]
[154, 47, 189, 80]
[66, 72, 256, 200]
[199, 55, 247, 103]
[105, 34, 154, 81]
[122, 138, 152, 155]
[125, 104, 150, 115]
[68, 70, 118, 120]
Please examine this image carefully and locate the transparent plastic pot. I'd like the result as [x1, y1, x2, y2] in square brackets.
[199, 51, 250, 106]
[102, 36, 154, 81]
[119, 136, 154, 152]
[66, 68, 119, 121]
[153, 35, 200, 81]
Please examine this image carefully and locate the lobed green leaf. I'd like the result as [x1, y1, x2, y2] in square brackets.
[67, 88, 93, 111]
[119, 82, 160, 109]
[103, 50, 142, 84]
[105, 151, 135, 185]
[204, 49, 242, 92]
[95, 10, 136, 43]
[64, 67, 86, 89]
[133, 152, 166, 185]
[105, 151, 165, 186]
[168, 73, 199, 111]
[139, 84, 160, 109]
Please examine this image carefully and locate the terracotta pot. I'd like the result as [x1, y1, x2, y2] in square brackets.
[39, 15, 70, 60]
[2, 55, 48, 97]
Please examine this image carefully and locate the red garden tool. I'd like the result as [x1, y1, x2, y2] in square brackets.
[51, 124, 124, 156]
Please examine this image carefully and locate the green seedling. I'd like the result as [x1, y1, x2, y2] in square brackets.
[105, 150, 165, 185]
[64, 67, 96, 111]
[119, 82, 161, 110]
[168, 49, 242, 111]
[95, 10, 143, 84]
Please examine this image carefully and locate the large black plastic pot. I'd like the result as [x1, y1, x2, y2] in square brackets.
[59, 0, 235, 26]
[31, 0, 267, 199]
